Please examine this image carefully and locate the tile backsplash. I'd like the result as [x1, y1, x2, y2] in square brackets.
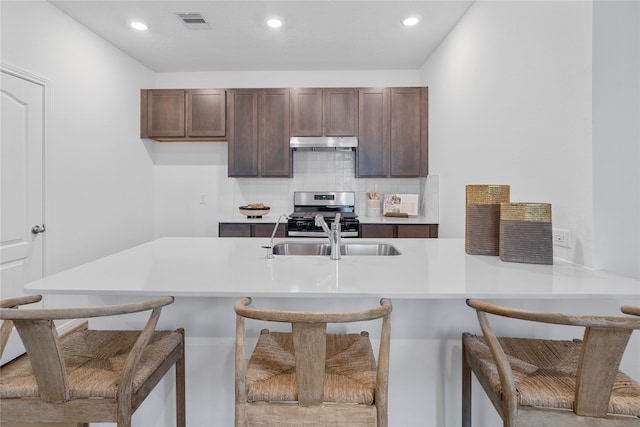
[232, 150, 438, 219]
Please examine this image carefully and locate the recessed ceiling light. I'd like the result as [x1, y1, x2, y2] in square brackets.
[130, 22, 148, 31]
[266, 18, 283, 28]
[403, 16, 421, 27]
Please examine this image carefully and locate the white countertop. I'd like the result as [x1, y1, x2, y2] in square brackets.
[25, 237, 639, 299]
[217, 215, 437, 224]
[217, 214, 286, 223]
[356, 215, 437, 224]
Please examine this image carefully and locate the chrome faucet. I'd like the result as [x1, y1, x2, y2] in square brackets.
[315, 214, 342, 260]
[264, 213, 288, 259]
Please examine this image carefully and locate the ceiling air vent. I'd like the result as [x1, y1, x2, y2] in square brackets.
[175, 12, 211, 29]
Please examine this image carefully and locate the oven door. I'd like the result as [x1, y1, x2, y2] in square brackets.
[286, 219, 360, 238]
[287, 230, 359, 238]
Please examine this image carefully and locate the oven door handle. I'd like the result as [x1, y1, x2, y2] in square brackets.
[287, 231, 359, 238]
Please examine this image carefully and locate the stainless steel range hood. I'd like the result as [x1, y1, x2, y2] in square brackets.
[290, 136, 358, 151]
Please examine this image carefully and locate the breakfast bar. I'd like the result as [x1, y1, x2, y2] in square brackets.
[24, 237, 640, 298]
[24, 237, 640, 427]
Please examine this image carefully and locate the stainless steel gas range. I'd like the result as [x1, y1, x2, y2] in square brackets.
[286, 191, 359, 238]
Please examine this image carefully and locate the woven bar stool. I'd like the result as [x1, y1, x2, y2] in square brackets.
[0, 294, 185, 427]
[622, 305, 640, 316]
[462, 299, 640, 427]
[234, 297, 392, 427]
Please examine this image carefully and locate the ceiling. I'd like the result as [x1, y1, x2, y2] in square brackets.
[48, 0, 474, 72]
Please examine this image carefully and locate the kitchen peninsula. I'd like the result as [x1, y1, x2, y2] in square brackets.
[24, 237, 640, 427]
[25, 237, 639, 298]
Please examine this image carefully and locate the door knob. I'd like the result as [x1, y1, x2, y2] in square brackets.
[31, 224, 46, 234]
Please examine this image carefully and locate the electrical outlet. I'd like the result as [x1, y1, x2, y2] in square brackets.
[552, 228, 570, 248]
[199, 193, 207, 204]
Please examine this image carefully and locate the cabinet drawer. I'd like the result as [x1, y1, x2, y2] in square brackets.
[253, 224, 286, 238]
[360, 224, 438, 238]
[219, 223, 286, 238]
[397, 225, 431, 238]
[360, 224, 394, 238]
[219, 224, 251, 237]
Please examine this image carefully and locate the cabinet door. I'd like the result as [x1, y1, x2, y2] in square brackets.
[324, 88, 357, 136]
[390, 88, 422, 177]
[357, 88, 389, 177]
[259, 89, 291, 177]
[228, 90, 259, 177]
[290, 88, 323, 136]
[145, 90, 185, 137]
[186, 89, 226, 137]
[389, 87, 429, 177]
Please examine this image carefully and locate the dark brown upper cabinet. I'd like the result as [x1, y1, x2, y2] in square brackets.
[227, 89, 291, 177]
[290, 88, 357, 137]
[357, 87, 428, 178]
[290, 88, 322, 136]
[260, 89, 291, 177]
[390, 87, 428, 177]
[140, 89, 226, 141]
[227, 89, 258, 176]
[357, 88, 389, 177]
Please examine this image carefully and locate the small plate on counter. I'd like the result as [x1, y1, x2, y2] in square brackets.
[239, 205, 271, 218]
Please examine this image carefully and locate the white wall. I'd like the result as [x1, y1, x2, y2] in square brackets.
[153, 69, 421, 89]
[592, 1, 640, 279]
[420, 1, 596, 268]
[152, 144, 428, 237]
[0, 2, 155, 282]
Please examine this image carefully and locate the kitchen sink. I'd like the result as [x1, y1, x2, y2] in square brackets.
[272, 241, 332, 256]
[341, 243, 401, 256]
[271, 241, 401, 256]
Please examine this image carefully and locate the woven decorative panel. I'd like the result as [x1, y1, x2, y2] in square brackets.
[465, 185, 510, 255]
[499, 202, 553, 265]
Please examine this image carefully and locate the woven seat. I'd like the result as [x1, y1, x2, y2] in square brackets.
[246, 331, 377, 404]
[0, 295, 185, 427]
[234, 297, 392, 427]
[462, 299, 640, 427]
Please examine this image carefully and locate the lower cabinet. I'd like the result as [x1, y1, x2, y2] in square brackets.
[219, 223, 286, 238]
[360, 224, 438, 238]
[220, 223, 438, 238]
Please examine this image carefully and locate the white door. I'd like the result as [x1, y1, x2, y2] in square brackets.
[0, 69, 45, 363]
